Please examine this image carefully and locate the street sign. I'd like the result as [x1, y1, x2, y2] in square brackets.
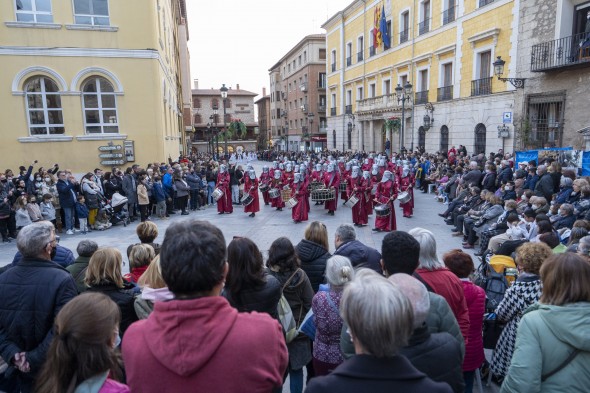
[503, 112, 513, 124]
[100, 160, 125, 166]
[98, 145, 122, 151]
[98, 153, 124, 159]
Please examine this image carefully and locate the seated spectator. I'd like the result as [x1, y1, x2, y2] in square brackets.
[126, 221, 161, 258]
[577, 235, 590, 258]
[34, 293, 129, 393]
[502, 253, 590, 392]
[222, 237, 281, 320]
[553, 203, 576, 231]
[84, 248, 138, 336]
[125, 244, 155, 284]
[296, 221, 331, 293]
[555, 176, 573, 204]
[566, 227, 588, 253]
[573, 185, 590, 218]
[516, 190, 533, 214]
[26, 195, 43, 223]
[530, 196, 550, 215]
[333, 224, 382, 273]
[134, 255, 173, 319]
[501, 182, 517, 201]
[122, 220, 288, 393]
[14, 195, 32, 230]
[306, 269, 453, 393]
[463, 195, 504, 250]
[539, 232, 567, 254]
[443, 250, 486, 393]
[410, 228, 470, 343]
[66, 240, 99, 293]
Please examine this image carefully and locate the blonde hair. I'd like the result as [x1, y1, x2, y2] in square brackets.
[304, 221, 329, 251]
[135, 221, 158, 243]
[84, 248, 124, 288]
[129, 244, 155, 270]
[137, 255, 167, 289]
[516, 242, 552, 275]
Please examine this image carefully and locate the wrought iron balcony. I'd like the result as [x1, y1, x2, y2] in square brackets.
[418, 19, 430, 36]
[330, 107, 337, 116]
[400, 29, 409, 44]
[414, 90, 429, 104]
[346, 56, 352, 66]
[437, 86, 453, 102]
[345, 105, 353, 115]
[317, 104, 326, 112]
[357, 51, 364, 62]
[471, 77, 492, 96]
[443, 6, 455, 25]
[531, 32, 590, 72]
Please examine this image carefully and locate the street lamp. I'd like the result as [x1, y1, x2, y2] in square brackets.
[423, 102, 435, 131]
[395, 81, 413, 152]
[493, 56, 526, 89]
[206, 122, 212, 154]
[220, 83, 229, 158]
[307, 112, 315, 152]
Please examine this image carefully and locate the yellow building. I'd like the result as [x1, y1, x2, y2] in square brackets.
[0, 0, 190, 172]
[323, 0, 520, 155]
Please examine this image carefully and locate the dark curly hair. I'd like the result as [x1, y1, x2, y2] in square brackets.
[267, 237, 300, 272]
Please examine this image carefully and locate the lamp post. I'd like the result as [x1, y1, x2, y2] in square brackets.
[422, 102, 435, 131]
[395, 81, 413, 153]
[206, 123, 212, 154]
[220, 84, 229, 158]
[493, 56, 526, 89]
[307, 112, 315, 152]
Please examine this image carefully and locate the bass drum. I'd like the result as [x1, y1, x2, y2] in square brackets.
[374, 204, 391, 217]
[212, 188, 224, 202]
[311, 188, 336, 202]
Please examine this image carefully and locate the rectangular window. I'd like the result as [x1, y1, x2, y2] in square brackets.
[298, 55, 301, 66]
[357, 87, 364, 101]
[346, 42, 352, 66]
[73, 0, 110, 26]
[383, 79, 391, 95]
[357, 36, 364, 61]
[443, 63, 453, 86]
[16, 0, 53, 22]
[478, 50, 491, 79]
[319, 72, 326, 89]
[369, 83, 376, 98]
[331, 50, 337, 72]
[400, 11, 410, 43]
[303, 51, 307, 63]
[319, 48, 326, 60]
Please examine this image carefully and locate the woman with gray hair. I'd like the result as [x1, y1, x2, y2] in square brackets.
[410, 227, 470, 343]
[306, 269, 452, 393]
[577, 235, 590, 258]
[311, 255, 354, 376]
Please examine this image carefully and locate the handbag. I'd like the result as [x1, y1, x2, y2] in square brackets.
[482, 314, 506, 349]
[298, 309, 316, 340]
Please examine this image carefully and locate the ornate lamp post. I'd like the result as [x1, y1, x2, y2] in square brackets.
[394, 81, 413, 152]
[307, 112, 315, 152]
[220, 84, 229, 158]
[422, 102, 435, 131]
[493, 56, 526, 89]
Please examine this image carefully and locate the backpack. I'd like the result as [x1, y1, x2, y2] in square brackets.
[277, 269, 303, 344]
[476, 262, 510, 312]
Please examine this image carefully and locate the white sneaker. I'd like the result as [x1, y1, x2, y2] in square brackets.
[66, 230, 74, 235]
[74, 229, 80, 232]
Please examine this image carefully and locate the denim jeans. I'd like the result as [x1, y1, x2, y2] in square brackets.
[63, 207, 74, 231]
[463, 370, 475, 393]
[289, 367, 303, 393]
[232, 184, 240, 204]
[207, 181, 215, 204]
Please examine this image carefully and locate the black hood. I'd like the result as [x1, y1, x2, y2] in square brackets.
[296, 239, 330, 263]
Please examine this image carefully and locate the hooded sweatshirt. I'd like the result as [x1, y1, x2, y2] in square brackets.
[501, 302, 590, 393]
[122, 296, 288, 393]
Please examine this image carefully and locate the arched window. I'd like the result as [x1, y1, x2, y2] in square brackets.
[24, 76, 64, 135]
[474, 123, 487, 155]
[440, 125, 449, 153]
[211, 98, 219, 110]
[82, 77, 118, 134]
[418, 126, 426, 150]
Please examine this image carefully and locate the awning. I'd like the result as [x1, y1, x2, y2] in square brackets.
[311, 136, 327, 142]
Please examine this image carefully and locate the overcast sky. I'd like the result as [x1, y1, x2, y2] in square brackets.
[186, 0, 354, 98]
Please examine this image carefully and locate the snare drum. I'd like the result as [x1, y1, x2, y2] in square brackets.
[259, 183, 270, 193]
[307, 181, 323, 192]
[281, 188, 292, 202]
[343, 195, 359, 208]
[286, 197, 298, 208]
[339, 182, 347, 192]
[374, 204, 391, 217]
[397, 192, 412, 204]
[241, 194, 254, 206]
[311, 188, 336, 202]
[212, 188, 224, 202]
[269, 188, 280, 199]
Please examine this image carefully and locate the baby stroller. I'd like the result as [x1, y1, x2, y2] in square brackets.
[100, 192, 129, 227]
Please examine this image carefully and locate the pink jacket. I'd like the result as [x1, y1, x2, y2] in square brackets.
[461, 280, 486, 371]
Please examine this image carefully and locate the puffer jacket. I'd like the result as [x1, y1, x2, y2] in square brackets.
[333, 240, 382, 274]
[86, 283, 138, 337]
[461, 280, 485, 372]
[222, 273, 282, 320]
[296, 239, 330, 292]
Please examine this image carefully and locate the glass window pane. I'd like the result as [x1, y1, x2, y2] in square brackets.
[83, 94, 99, 108]
[25, 78, 41, 92]
[85, 110, 100, 124]
[43, 78, 59, 93]
[86, 126, 101, 134]
[93, 0, 109, 15]
[83, 80, 97, 92]
[47, 110, 63, 125]
[16, 13, 35, 22]
[29, 111, 45, 124]
[104, 110, 117, 123]
[74, 0, 90, 14]
[30, 126, 48, 135]
[101, 94, 115, 108]
[48, 127, 65, 135]
[74, 15, 91, 25]
[36, 14, 53, 23]
[103, 126, 119, 134]
[27, 94, 43, 108]
[17, 0, 33, 11]
[99, 79, 114, 92]
[36, 0, 51, 12]
[45, 94, 62, 109]
[94, 16, 110, 26]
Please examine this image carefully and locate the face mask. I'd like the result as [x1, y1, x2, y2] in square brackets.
[505, 186, 512, 191]
[532, 204, 540, 209]
[36, 178, 41, 181]
[50, 244, 57, 260]
[44, 177, 51, 182]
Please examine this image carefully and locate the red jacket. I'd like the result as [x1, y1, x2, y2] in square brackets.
[415, 268, 471, 345]
[122, 296, 288, 393]
[461, 280, 486, 371]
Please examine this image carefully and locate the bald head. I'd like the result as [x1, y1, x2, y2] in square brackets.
[388, 273, 430, 329]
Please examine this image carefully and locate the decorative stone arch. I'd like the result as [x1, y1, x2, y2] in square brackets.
[440, 125, 449, 153]
[71, 67, 124, 93]
[12, 66, 68, 95]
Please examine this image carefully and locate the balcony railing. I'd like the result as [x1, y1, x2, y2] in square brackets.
[319, 127, 328, 134]
[345, 105, 353, 114]
[369, 47, 376, 57]
[418, 19, 430, 36]
[300, 82, 308, 92]
[300, 104, 308, 113]
[331, 63, 336, 72]
[442, 6, 455, 25]
[346, 56, 352, 66]
[531, 32, 590, 72]
[479, 0, 495, 7]
[330, 107, 337, 116]
[414, 90, 429, 104]
[400, 29, 409, 44]
[317, 104, 326, 112]
[471, 77, 492, 96]
[357, 94, 400, 113]
[437, 86, 453, 102]
[318, 80, 326, 89]
[357, 51, 364, 62]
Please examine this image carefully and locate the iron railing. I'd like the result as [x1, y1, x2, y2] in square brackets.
[418, 18, 430, 36]
[471, 77, 492, 96]
[330, 107, 336, 116]
[531, 32, 590, 72]
[400, 28, 409, 44]
[357, 51, 363, 62]
[346, 56, 352, 66]
[414, 90, 429, 104]
[443, 6, 455, 25]
[479, 0, 495, 7]
[317, 104, 326, 112]
[345, 105, 353, 115]
[437, 86, 453, 102]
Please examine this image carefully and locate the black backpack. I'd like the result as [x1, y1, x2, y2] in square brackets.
[475, 261, 510, 312]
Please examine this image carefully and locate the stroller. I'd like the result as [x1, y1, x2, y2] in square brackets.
[99, 192, 129, 227]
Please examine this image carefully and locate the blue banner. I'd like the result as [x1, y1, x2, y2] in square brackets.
[583, 151, 590, 176]
[540, 147, 573, 151]
[515, 150, 539, 165]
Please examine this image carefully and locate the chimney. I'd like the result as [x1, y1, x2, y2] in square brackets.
[236, 84, 240, 90]
[193, 79, 199, 89]
[263, 87, 267, 96]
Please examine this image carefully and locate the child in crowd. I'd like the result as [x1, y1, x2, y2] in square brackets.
[14, 195, 32, 230]
[26, 194, 43, 222]
[76, 195, 90, 234]
[40, 193, 56, 226]
[152, 175, 167, 220]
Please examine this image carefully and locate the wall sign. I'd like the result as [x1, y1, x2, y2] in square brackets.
[124, 140, 135, 162]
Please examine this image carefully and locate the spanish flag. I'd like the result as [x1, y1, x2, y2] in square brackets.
[373, 5, 382, 49]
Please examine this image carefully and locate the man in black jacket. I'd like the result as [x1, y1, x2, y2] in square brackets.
[533, 165, 554, 202]
[0, 222, 77, 392]
[333, 224, 382, 274]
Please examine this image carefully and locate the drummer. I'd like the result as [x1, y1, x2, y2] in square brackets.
[216, 164, 233, 215]
[368, 164, 380, 216]
[311, 164, 323, 205]
[399, 165, 414, 218]
[243, 169, 260, 218]
[259, 165, 272, 206]
[347, 166, 369, 227]
[340, 162, 351, 202]
[282, 163, 294, 190]
[323, 163, 340, 216]
[270, 169, 285, 211]
[291, 173, 309, 223]
[373, 170, 398, 232]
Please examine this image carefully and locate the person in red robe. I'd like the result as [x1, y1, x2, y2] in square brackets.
[270, 170, 285, 211]
[282, 163, 294, 190]
[216, 164, 233, 214]
[323, 163, 339, 215]
[340, 162, 351, 201]
[243, 170, 260, 217]
[361, 158, 371, 172]
[347, 166, 369, 227]
[259, 166, 272, 206]
[311, 164, 324, 205]
[291, 173, 308, 223]
[398, 166, 414, 218]
[367, 164, 380, 217]
[373, 170, 398, 232]
[378, 157, 386, 176]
